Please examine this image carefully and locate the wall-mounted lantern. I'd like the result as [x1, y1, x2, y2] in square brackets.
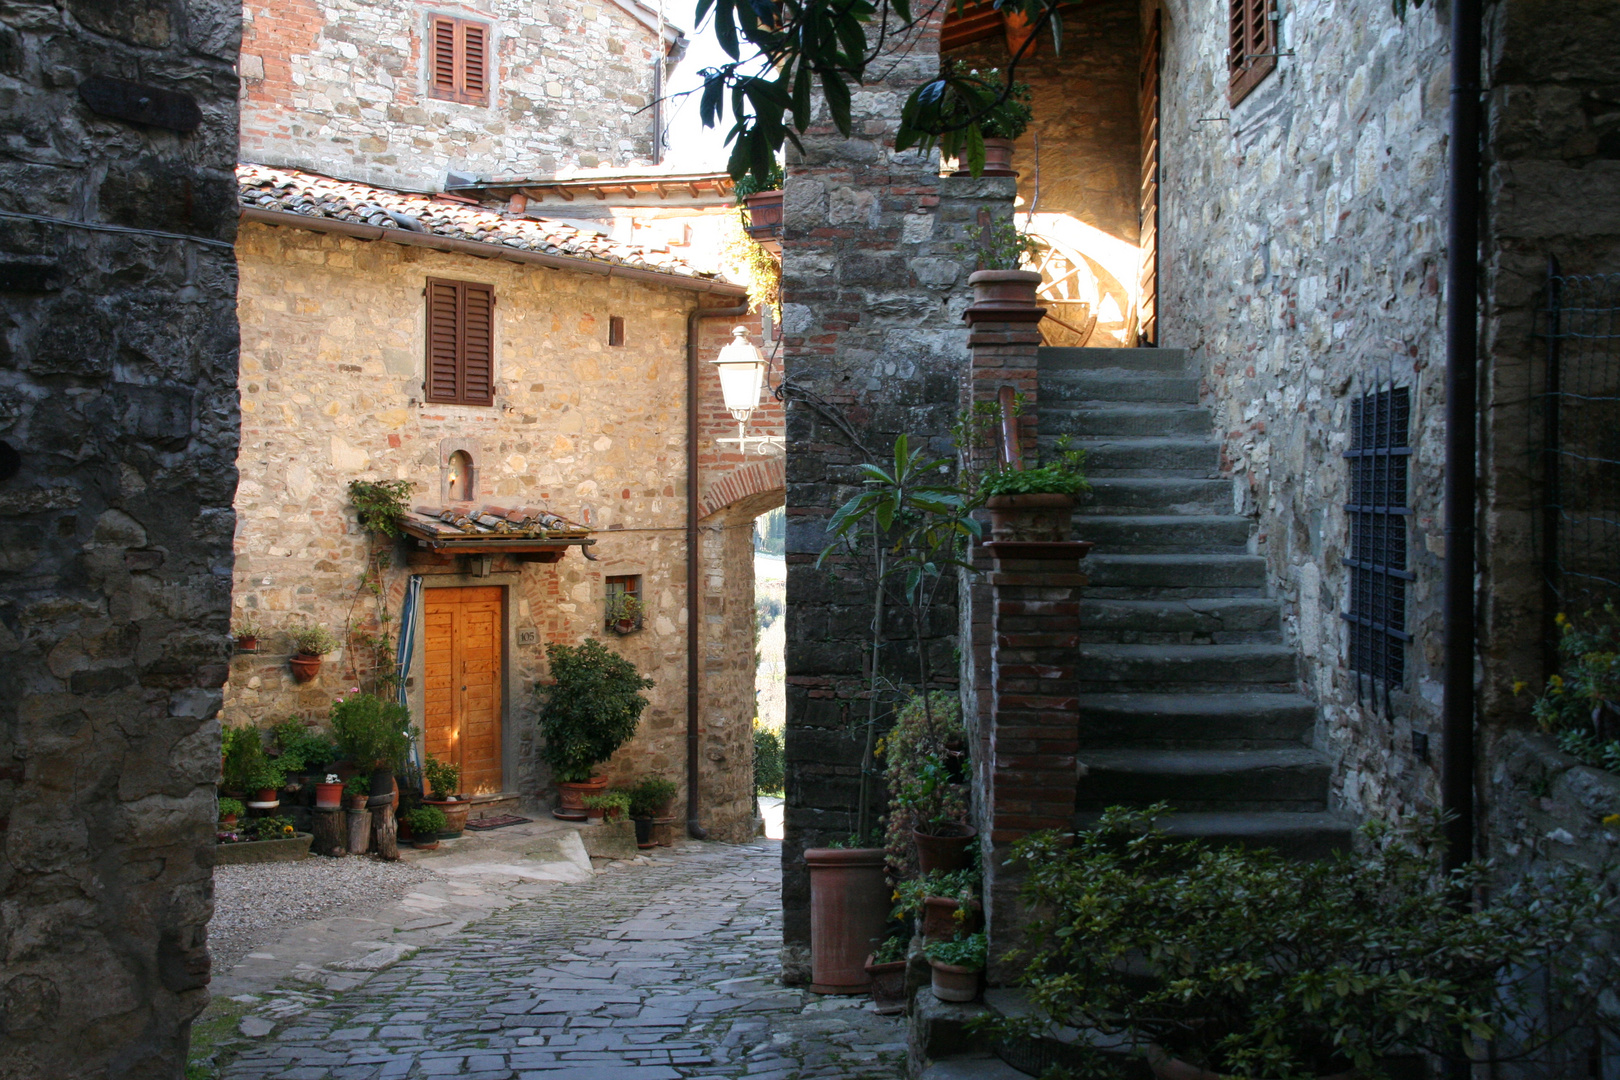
[710, 326, 783, 454]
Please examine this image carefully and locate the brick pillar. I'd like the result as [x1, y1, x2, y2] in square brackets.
[981, 539, 1090, 984]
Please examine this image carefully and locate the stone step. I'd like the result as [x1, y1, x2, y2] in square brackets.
[1081, 476, 1231, 514]
[1073, 514, 1253, 554]
[1040, 371, 1200, 405]
[1077, 597, 1281, 642]
[1038, 345, 1193, 375]
[1071, 809, 1355, 859]
[1083, 554, 1268, 592]
[1076, 691, 1316, 748]
[1054, 436, 1218, 476]
[1075, 643, 1297, 687]
[921, 1058, 1030, 1080]
[1042, 404, 1213, 438]
[1075, 748, 1332, 812]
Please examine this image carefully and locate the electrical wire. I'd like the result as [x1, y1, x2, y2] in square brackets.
[0, 208, 235, 251]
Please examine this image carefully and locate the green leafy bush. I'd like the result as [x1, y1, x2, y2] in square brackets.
[243, 759, 285, 793]
[348, 478, 414, 537]
[583, 790, 631, 820]
[536, 640, 653, 783]
[998, 806, 1617, 1079]
[271, 718, 337, 773]
[405, 805, 446, 835]
[286, 623, 338, 656]
[343, 774, 370, 798]
[872, 932, 909, 965]
[881, 691, 967, 878]
[216, 797, 244, 821]
[892, 866, 981, 922]
[1530, 607, 1620, 775]
[628, 776, 678, 818]
[925, 932, 986, 971]
[242, 815, 296, 841]
[423, 754, 461, 800]
[979, 436, 1089, 497]
[330, 691, 412, 770]
[220, 724, 267, 793]
[753, 722, 784, 796]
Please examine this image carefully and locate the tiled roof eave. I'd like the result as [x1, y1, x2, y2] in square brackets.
[237, 204, 748, 297]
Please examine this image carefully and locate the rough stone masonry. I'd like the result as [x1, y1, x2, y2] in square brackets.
[0, 1, 241, 1077]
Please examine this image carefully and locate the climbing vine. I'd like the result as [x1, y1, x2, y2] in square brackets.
[344, 479, 414, 694]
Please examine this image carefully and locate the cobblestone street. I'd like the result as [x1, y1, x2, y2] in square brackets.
[211, 841, 906, 1080]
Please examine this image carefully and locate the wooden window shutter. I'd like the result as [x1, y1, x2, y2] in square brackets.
[1228, 0, 1277, 105]
[427, 17, 491, 105]
[425, 279, 496, 406]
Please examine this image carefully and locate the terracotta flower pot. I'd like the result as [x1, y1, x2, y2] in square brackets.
[556, 776, 609, 820]
[805, 847, 890, 994]
[922, 895, 983, 942]
[633, 817, 656, 849]
[413, 838, 440, 851]
[985, 493, 1077, 542]
[344, 793, 367, 810]
[235, 635, 258, 652]
[967, 268, 1042, 310]
[743, 189, 783, 242]
[220, 814, 238, 828]
[314, 781, 343, 809]
[914, 823, 977, 875]
[864, 953, 909, 1015]
[424, 799, 469, 838]
[929, 959, 980, 1002]
[981, 136, 1017, 176]
[288, 652, 323, 683]
[254, 788, 277, 803]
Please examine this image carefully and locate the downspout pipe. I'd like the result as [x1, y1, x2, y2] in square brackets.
[1442, 0, 1483, 877]
[686, 300, 750, 840]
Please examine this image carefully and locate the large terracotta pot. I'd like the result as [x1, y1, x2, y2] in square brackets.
[288, 653, 322, 683]
[967, 268, 1042, 310]
[556, 776, 609, 819]
[425, 798, 469, 838]
[986, 493, 1076, 542]
[805, 847, 890, 994]
[914, 823, 978, 875]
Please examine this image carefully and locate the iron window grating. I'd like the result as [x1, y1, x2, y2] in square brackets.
[1342, 379, 1413, 713]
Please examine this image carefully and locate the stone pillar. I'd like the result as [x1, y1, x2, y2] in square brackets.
[981, 540, 1089, 985]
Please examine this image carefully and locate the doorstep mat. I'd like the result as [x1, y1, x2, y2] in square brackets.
[464, 814, 533, 831]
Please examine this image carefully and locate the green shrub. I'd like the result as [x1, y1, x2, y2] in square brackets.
[881, 691, 966, 878]
[243, 816, 296, 841]
[1530, 607, 1620, 775]
[342, 774, 370, 797]
[271, 718, 337, 773]
[216, 797, 244, 821]
[753, 722, 784, 796]
[628, 776, 679, 818]
[330, 691, 412, 769]
[536, 640, 653, 783]
[925, 932, 986, 971]
[405, 805, 447, 835]
[423, 753, 461, 800]
[978, 436, 1089, 498]
[583, 790, 631, 819]
[997, 806, 1617, 1079]
[243, 758, 285, 792]
[220, 724, 267, 793]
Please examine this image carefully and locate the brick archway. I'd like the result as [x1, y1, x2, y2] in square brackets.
[698, 455, 785, 523]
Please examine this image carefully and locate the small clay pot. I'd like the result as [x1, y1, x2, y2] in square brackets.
[914, 824, 978, 875]
[254, 788, 278, 803]
[314, 781, 343, 809]
[967, 268, 1043, 309]
[220, 814, 238, 828]
[288, 653, 323, 683]
[556, 776, 608, 820]
[864, 953, 909, 1015]
[343, 794, 367, 810]
[929, 959, 980, 1002]
[235, 635, 258, 652]
[413, 838, 440, 851]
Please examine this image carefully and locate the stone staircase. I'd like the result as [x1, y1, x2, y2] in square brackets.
[1039, 346, 1352, 857]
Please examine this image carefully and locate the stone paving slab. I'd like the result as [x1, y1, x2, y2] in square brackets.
[211, 841, 904, 1079]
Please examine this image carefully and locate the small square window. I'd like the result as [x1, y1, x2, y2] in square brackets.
[606, 575, 643, 634]
[608, 316, 626, 347]
[429, 16, 492, 106]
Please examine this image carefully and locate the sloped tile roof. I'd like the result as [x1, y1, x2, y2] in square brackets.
[237, 162, 717, 281]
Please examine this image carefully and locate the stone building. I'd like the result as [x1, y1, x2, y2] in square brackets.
[0, 1, 241, 1076]
[227, 0, 783, 842]
[779, 0, 1620, 983]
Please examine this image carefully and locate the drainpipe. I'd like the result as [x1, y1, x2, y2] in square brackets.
[686, 300, 750, 840]
[1442, 0, 1483, 877]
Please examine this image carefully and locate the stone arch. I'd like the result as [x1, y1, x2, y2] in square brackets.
[698, 456, 786, 523]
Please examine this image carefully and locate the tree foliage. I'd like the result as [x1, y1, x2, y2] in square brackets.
[537, 639, 654, 783]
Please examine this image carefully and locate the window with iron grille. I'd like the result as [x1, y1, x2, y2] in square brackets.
[605, 575, 643, 634]
[1343, 384, 1413, 710]
[1228, 0, 1277, 105]
[428, 16, 491, 105]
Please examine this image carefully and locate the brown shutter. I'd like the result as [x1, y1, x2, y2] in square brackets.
[1137, 11, 1161, 346]
[427, 280, 462, 403]
[431, 17, 457, 98]
[460, 283, 494, 405]
[461, 23, 487, 103]
[1228, 0, 1276, 105]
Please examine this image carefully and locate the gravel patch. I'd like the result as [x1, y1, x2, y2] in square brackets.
[210, 857, 432, 973]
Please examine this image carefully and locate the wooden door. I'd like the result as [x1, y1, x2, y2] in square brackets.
[423, 587, 503, 794]
[1137, 10, 1161, 346]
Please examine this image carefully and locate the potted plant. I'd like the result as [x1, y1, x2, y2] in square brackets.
[537, 639, 654, 819]
[628, 776, 678, 848]
[977, 435, 1090, 543]
[245, 759, 285, 806]
[993, 806, 1617, 1080]
[313, 772, 343, 809]
[342, 774, 370, 810]
[583, 790, 630, 823]
[881, 693, 975, 877]
[286, 623, 338, 683]
[217, 796, 244, 828]
[233, 614, 262, 652]
[894, 867, 983, 943]
[897, 61, 1031, 178]
[864, 933, 910, 1015]
[735, 162, 783, 246]
[957, 216, 1043, 313]
[604, 592, 646, 635]
[405, 805, 446, 850]
[220, 723, 268, 798]
[330, 689, 411, 804]
[925, 932, 986, 1003]
[421, 753, 469, 837]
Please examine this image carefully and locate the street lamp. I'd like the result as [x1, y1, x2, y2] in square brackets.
[710, 326, 783, 454]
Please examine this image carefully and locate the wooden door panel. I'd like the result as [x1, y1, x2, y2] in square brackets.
[422, 588, 503, 795]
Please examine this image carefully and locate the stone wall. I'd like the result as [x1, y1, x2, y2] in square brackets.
[778, 0, 1002, 965]
[239, 0, 673, 191]
[0, 1, 241, 1076]
[1156, 0, 1451, 821]
[228, 221, 767, 841]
